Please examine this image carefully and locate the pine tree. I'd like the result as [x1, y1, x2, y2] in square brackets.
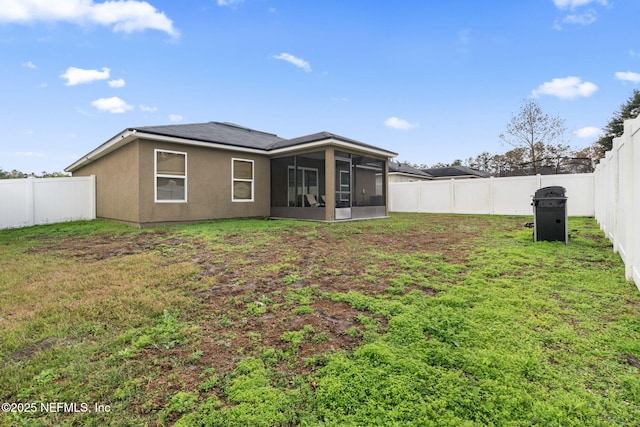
[594, 89, 640, 159]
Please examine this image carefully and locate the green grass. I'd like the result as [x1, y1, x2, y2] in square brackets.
[1, 214, 639, 426]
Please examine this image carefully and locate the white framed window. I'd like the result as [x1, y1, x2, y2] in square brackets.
[155, 149, 187, 203]
[232, 158, 254, 202]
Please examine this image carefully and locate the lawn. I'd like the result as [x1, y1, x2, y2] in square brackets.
[0, 213, 639, 426]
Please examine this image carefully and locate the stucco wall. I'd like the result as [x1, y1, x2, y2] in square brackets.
[73, 138, 271, 226]
[137, 139, 270, 225]
[73, 141, 141, 224]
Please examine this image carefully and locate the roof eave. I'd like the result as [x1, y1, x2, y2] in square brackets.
[66, 130, 398, 173]
[65, 130, 271, 172]
[390, 172, 433, 179]
[65, 129, 137, 172]
[269, 138, 397, 158]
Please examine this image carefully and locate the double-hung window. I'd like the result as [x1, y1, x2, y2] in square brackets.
[232, 158, 254, 202]
[155, 149, 187, 202]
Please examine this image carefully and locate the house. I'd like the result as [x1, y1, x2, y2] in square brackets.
[65, 121, 397, 227]
[388, 161, 433, 183]
[421, 165, 490, 179]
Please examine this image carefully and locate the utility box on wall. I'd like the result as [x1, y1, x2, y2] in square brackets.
[532, 186, 568, 244]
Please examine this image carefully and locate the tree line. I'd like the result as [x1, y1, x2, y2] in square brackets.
[407, 89, 640, 176]
[0, 169, 69, 179]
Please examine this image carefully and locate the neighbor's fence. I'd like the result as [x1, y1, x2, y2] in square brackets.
[389, 173, 595, 217]
[0, 176, 96, 230]
[594, 116, 639, 286]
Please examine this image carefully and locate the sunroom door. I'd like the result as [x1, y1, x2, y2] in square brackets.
[335, 157, 351, 219]
[288, 166, 319, 207]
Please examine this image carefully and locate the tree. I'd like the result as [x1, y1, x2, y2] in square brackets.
[594, 89, 640, 159]
[499, 99, 569, 174]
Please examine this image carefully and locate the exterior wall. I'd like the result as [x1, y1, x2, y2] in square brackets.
[388, 174, 429, 183]
[73, 141, 141, 224]
[73, 138, 270, 226]
[137, 139, 270, 225]
[0, 176, 96, 230]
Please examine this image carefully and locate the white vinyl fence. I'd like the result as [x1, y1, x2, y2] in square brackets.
[0, 176, 96, 230]
[389, 173, 595, 217]
[594, 116, 639, 285]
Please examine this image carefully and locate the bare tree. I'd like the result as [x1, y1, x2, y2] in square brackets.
[499, 99, 568, 174]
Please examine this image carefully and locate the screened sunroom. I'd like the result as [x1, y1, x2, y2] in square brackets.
[269, 147, 390, 221]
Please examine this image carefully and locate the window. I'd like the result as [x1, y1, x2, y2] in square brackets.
[232, 158, 254, 202]
[155, 149, 186, 202]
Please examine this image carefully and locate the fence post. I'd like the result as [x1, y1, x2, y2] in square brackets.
[26, 176, 35, 227]
[449, 179, 455, 213]
[489, 176, 495, 215]
[89, 175, 97, 219]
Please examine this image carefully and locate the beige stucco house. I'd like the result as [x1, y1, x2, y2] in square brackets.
[66, 121, 397, 227]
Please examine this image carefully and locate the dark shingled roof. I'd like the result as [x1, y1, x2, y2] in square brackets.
[388, 162, 433, 178]
[135, 123, 394, 154]
[421, 165, 490, 178]
[134, 122, 286, 151]
[66, 121, 396, 173]
[269, 131, 385, 152]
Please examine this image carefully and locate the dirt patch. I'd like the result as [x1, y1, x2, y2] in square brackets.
[25, 231, 186, 261]
[4, 337, 61, 364]
[621, 354, 640, 371]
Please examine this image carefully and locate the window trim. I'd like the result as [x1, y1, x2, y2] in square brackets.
[154, 149, 187, 203]
[232, 158, 254, 202]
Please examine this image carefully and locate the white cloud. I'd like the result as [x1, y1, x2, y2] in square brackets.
[61, 66, 110, 86]
[23, 60, 36, 68]
[561, 10, 597, 26]
[531, 76, 598, 99]
[552, 0, 608, 10]
[108, 78, 126, 88]
[574, 126, 601, 138]
[630, 50, 640, 58]
[169, 114, 183, 122]
[273, 52, 312, 72]
[615, 71, 640, 84]
[140, 105, 158, 112]
[0, 0, 179, 37]
[218, 0, 244, 6]
[91, 96, 133, 113]
[384, 117, 418, 131]
[552, 0, 608, 29]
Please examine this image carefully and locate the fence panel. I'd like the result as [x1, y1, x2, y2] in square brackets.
[0, 179, 31, 229]
[390, 174, 594, 217]
[419, 180, 452, 213]
[593, 116, 639, 286]
[632, 120, 640, 285]
[0, 176, 96, 230]
[492, 176, 540, 215]
[453, 179, 492, 214]
[540, 173, 595, 217]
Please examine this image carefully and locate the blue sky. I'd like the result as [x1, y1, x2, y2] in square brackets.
[1, 0, 639, 173]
